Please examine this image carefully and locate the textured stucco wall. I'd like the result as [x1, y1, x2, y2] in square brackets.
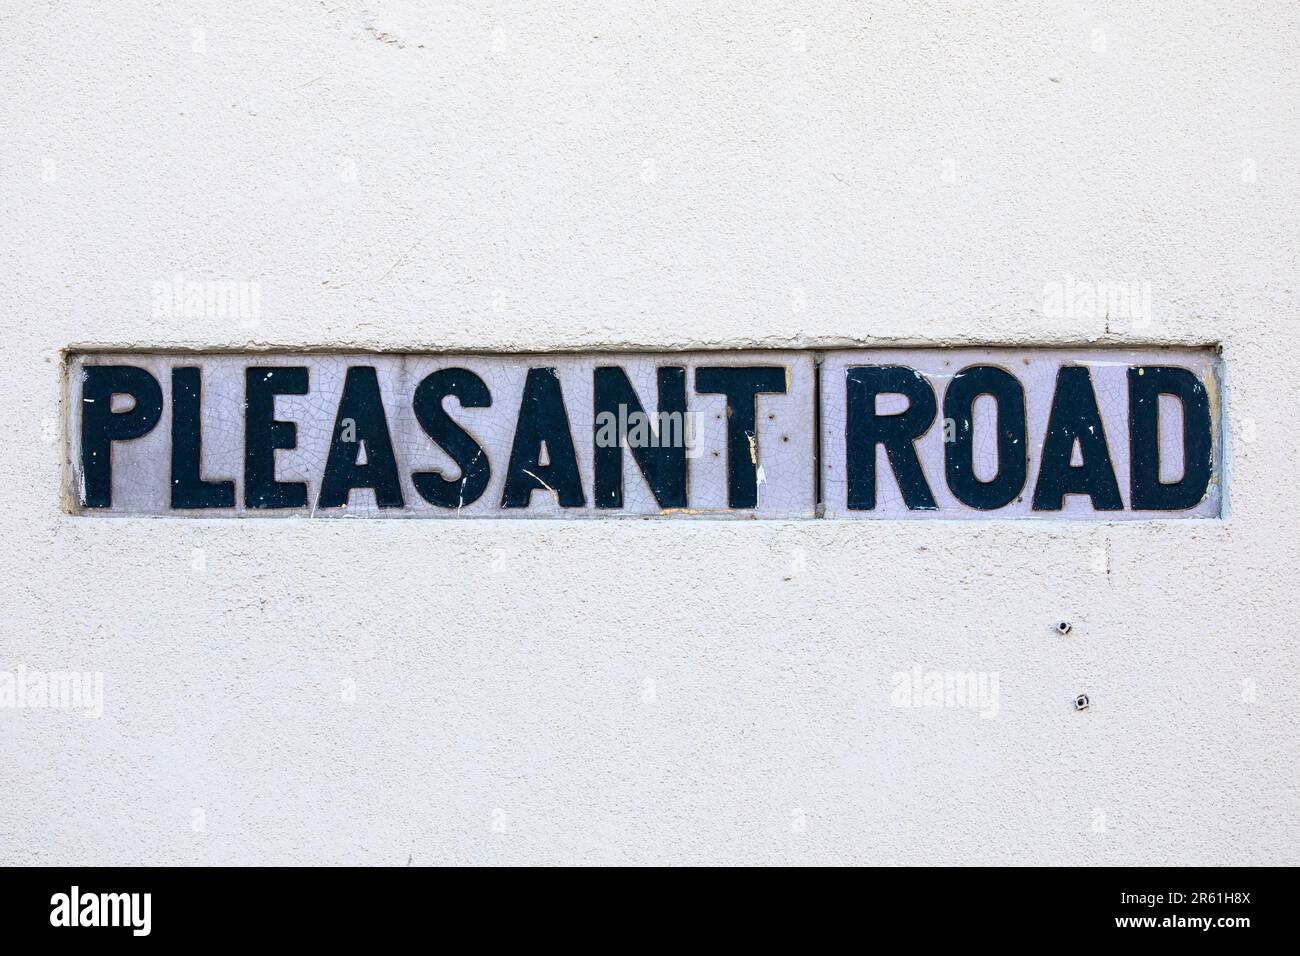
[2, 1, 1297, 865]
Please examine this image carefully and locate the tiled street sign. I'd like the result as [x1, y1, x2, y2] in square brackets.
[67, 352, 817, 518]
[819, 348, 1221, 520]
[66, 347, 1221, 520]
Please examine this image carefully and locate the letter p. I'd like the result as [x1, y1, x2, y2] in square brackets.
[80, 365, 163, 508]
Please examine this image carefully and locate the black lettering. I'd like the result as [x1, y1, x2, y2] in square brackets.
[318, 366, 405, 509]
[943, 365, 1027, 510]
[501, 367, 585, 508]
[694, 366, 787, 509]
[1128, 365, 1213, 510]
[593, 366, 688, 509]
[171, 367, 235, 509]
[244, 367, 308, 509]
[846, 366, 937, 510]
[80, 365, 163, 508]
[412, 368, 492, 509]
[1031, 366, 1122, 511]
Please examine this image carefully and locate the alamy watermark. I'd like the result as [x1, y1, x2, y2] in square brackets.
[0, 666, 103, 718]
[891, 665, 999, 718]
[595, 403, 705, 458]
[50, 886, 150, 936]
[1042, 275, 1152, 329]
[152, 273, 261, 327]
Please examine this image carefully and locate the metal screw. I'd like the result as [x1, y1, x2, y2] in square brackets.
[1056, 621, 1073, 635]
[1074, 694, 1090, 711]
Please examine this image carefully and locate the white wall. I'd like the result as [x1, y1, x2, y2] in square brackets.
[2, 1, 1297, 865]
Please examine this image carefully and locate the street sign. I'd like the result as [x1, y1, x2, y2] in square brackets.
[820, 348, 1221, 519]
[66, 348, 1221, 519]
[68, 352, 817, 518]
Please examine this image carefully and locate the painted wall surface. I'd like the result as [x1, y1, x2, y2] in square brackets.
[2, 1, 1297, 865]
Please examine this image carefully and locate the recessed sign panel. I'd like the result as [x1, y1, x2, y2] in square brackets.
[820, 347, 1222, 519]
[67, 352, 816, 518]
[65, 348, 1221, 519]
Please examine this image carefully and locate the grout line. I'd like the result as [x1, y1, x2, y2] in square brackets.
[812, 352, 824, 516]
